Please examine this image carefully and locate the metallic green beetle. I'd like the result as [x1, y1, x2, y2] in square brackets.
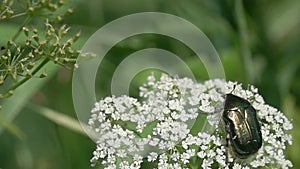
[223, 93, 262, 158]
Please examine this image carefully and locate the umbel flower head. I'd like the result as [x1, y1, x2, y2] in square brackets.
[88, 74, 293, 169]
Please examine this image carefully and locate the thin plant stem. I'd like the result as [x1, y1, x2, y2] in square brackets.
[9, 12, 27, 19]
[235, 0, 254, 83]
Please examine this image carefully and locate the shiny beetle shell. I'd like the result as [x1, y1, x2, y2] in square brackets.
[223, 94, 262, 158]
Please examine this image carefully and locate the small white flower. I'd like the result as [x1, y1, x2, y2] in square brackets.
[147, 152, 158, 162]
[171, 151, 180, 161]
[233, 163, 242, 169]
[119, 161, 130, 169]
[197, 151, 206, 158]
[202, 158, 213, 169]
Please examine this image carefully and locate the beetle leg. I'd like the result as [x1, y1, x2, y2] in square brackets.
[224, 124, 233, 165]
[225, 132, 230, 164]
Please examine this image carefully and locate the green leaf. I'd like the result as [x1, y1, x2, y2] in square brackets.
[27, 104, 87, 135]
[0, 62, 59, 136]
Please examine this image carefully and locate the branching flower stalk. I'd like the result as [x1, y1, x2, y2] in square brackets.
[89, 74, 293, 169]
[0, 0, 81, 100]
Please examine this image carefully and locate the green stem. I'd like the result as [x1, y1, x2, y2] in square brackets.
[0, 113, 25, 139]
[9, 12, 27, 19]
[235, 0, 254, 83]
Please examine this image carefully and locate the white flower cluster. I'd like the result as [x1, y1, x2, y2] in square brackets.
[88, 74, 293, 169]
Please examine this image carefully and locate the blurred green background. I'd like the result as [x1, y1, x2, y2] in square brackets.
[1, 0, 299, 168]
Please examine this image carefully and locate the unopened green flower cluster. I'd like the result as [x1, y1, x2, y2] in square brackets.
[0, 0, 80, 99]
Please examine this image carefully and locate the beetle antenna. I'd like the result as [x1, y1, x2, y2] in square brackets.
[229, 84, 236, 94]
